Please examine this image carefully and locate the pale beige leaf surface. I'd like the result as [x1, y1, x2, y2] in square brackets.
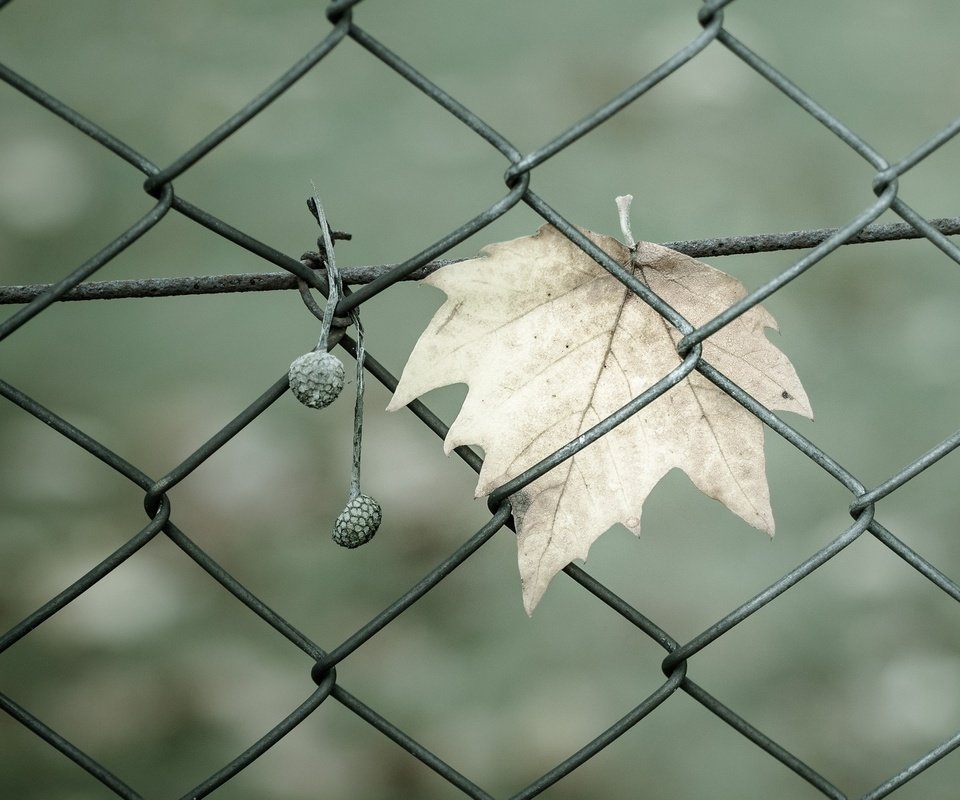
[387, 224, 812, 613]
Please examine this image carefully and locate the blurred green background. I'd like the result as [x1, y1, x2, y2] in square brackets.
[1, 1, 958, 798]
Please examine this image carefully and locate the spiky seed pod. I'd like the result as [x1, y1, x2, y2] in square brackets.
[289, 351, 345, 409]
[333, 494, 382, 548]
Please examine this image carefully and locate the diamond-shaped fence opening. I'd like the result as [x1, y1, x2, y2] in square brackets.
[1, 2, 959, 798]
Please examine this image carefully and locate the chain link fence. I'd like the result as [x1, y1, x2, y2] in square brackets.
[1, 1, 959, 797]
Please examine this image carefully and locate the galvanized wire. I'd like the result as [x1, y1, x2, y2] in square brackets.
[1, 1, 959, 798]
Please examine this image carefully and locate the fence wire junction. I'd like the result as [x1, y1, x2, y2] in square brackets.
[2, 1, 960, 798]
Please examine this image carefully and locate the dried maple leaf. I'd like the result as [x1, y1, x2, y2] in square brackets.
[387, 217, 812, 613]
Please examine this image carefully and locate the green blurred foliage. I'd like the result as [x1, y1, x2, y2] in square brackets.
[1, 2, 958, 798]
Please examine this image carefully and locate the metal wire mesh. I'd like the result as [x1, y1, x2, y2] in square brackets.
[1, 1, 959, 797]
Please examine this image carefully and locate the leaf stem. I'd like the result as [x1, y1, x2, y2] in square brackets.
[615, 194, 637, 249]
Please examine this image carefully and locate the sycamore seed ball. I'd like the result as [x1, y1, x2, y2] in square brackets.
[289, 351, 345, 409]
[333, 494, 382, 548]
